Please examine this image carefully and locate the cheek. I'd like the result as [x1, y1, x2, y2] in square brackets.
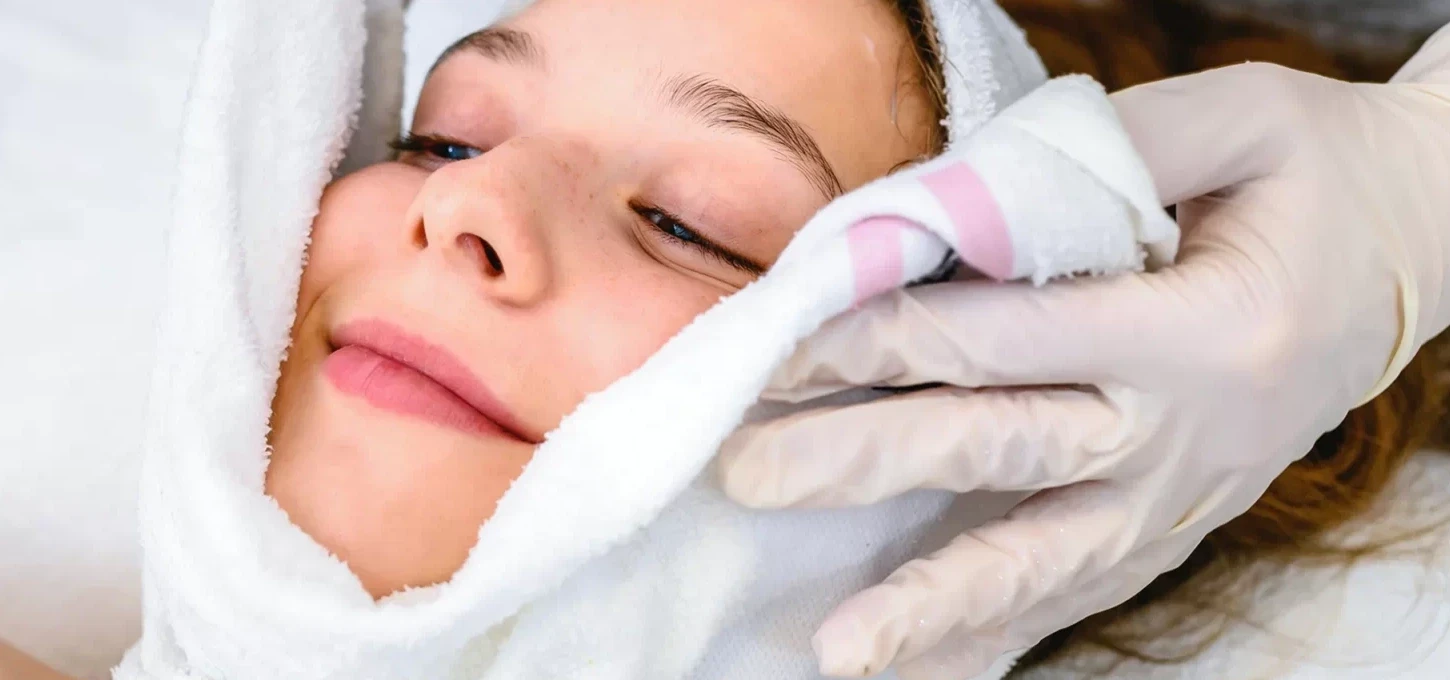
[553, 267, 722, 399]
[299, 165, 424, 310]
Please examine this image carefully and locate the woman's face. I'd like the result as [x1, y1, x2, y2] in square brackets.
[267, 0, 935, 598]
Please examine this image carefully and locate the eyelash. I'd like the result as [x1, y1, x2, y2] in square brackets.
[632, 204, 759, 275]
[390, 133, 757, 275]
[390, 132, 483, 161]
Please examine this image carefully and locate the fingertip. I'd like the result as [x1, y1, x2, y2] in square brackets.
[814, 595, 895, 678]
[762, 288, 923, 400]
[719, 404, 887, 510]
[819, 577, 1021, 680]
[715, 435, 783, 509]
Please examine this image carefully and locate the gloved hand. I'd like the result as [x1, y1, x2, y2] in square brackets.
[0, 641, 74, 680]
[718, 24, 1450, 679]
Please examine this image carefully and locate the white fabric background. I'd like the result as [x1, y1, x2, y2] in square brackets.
[1, 1, 1448, 678]
[0, 0, 206, 677]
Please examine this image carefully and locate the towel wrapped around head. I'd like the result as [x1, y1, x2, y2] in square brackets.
[115, 0, 1175, 678]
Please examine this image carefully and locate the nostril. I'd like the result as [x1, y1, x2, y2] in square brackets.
[482, 240, 504, 276]
[457, 233, 505, 277]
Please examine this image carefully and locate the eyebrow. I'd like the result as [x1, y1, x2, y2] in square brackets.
[658, 74, 845, 201]
[434, 27, 544, 72]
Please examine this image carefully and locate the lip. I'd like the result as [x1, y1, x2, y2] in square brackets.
[322, 319, 535, 443]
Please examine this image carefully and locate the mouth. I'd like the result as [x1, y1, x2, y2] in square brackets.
[322, 319, 535, 444]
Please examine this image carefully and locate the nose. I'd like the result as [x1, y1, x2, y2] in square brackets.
[406, 150, 555, 306]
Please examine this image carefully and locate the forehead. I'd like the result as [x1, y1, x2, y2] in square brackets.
[469, 0, 933, 190]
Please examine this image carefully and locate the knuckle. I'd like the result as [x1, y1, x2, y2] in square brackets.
[1222, 60, 1302, 86]
[1092, 387, 1163, 476]
[1222, 62, 1307, 102]
[1221, 61, 1316, 145]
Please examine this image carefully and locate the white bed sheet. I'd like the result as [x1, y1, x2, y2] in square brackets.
[1, 1, 1447, 678]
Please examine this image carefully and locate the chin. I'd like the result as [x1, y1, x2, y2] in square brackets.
[266, 376, 534, 598]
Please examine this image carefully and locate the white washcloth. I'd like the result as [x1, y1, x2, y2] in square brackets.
[114, 0, 1176, 679]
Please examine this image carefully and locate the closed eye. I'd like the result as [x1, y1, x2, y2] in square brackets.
[632, 204, 765, 276]
[390, 133, 484, 162]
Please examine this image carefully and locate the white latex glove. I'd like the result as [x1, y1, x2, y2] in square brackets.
[718, 24, 1450, 679]
[0, 641, 73, 680]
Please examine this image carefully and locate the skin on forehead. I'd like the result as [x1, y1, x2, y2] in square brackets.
[506, 0, 931, 176]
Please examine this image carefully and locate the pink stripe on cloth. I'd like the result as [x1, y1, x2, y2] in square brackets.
[846, 216, 909, 305]
[919, 161, 1014, 280]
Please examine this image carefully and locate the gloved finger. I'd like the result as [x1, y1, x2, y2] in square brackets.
[719, 385, 1136, 509]
[761, 274, 1160, 402]
[1394, 23, 1450, 84]
[1112, 62, 1309, 206]
[812, 483, 1134, 676]
[892, 537, 1198, 680]
[892, 624, 1025, 680]
[892, 628, 1016, 680]
[1000, 534, 1198, 641]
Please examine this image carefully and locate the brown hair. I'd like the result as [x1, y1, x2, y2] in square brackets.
[891, 0, 1450, 672]
[889, 0, 950, 154]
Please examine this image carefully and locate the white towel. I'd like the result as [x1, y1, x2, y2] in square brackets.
[113, 1, 1176, 679]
